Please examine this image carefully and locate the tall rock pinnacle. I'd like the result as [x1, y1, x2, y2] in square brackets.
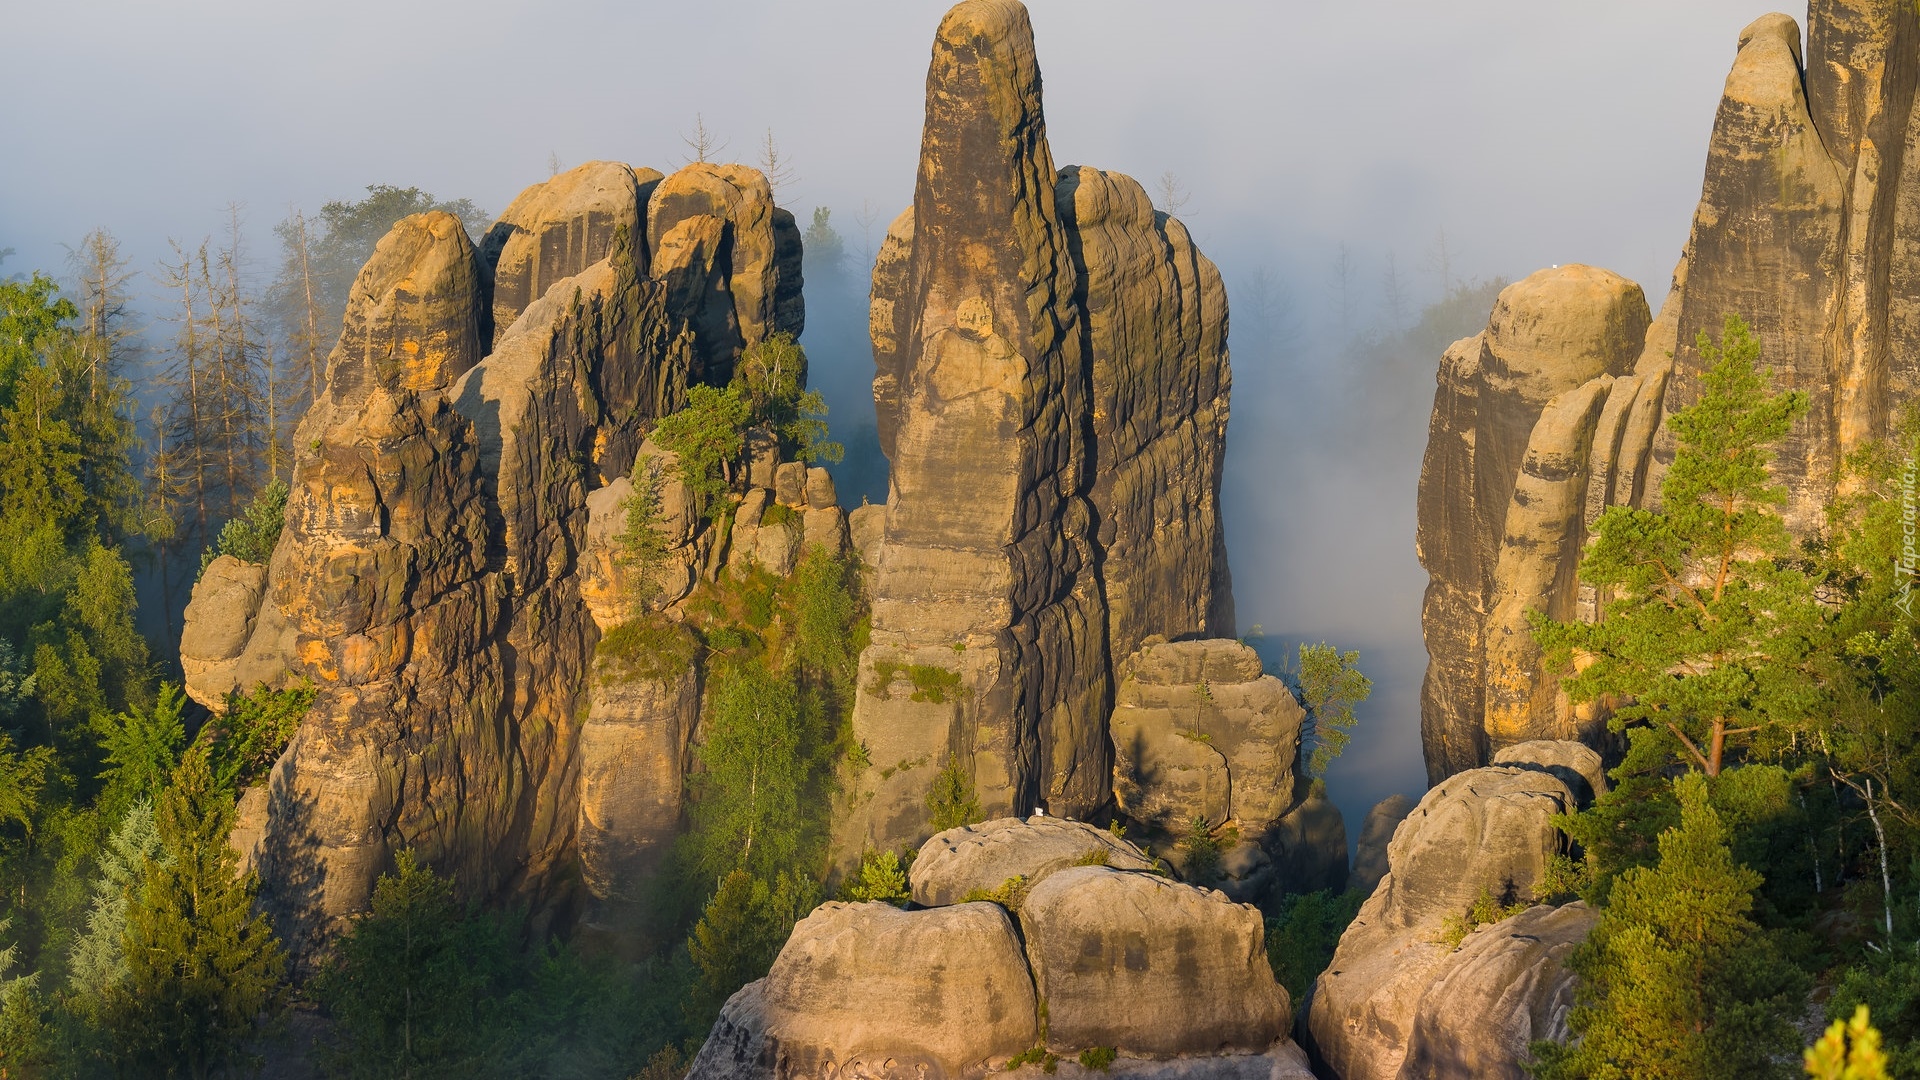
[836, 0, 1234, 862]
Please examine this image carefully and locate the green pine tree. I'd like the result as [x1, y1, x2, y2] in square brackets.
[104, 748, 286, 1078]
[1530, 773, 1807, 1079]
[1296, 643, 1372, 777]
[67, 800, 165, 1009]
[312, 850, 516, 1078]
[1535, 315, 1818, 776]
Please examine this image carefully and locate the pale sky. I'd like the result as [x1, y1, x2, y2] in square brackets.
[2, 0, 1788, 824]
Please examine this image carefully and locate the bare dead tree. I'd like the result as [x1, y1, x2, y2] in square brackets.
[65, 229, 138, 400]
[681, 113, 727, 165]
[1155, 171, 1191, 216]
[758, 129, 796, 195]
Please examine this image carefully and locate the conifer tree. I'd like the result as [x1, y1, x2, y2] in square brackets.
[1535, 316, 1819, 775]
[1530, 774, 1806, 1079]
[105, 748, 285, 1078]
[67, 800, 164, 1008]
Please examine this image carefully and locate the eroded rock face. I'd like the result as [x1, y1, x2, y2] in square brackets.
[1022, 866, 1288, 1058]
[1058, 166, 1234, 658]
[1397, 902, 1596, 1080]
[910, 815, 1156, 907]
[837, 0, 1234, 866]
[1306, 764, 1577, 1080]
[1109, 639, 1303, 835]
[480, 161, 661, 347]
[1415, 266, 1650, 780]
[179, 156, 807, 947]
[688, 901, 1038, 1080]
[1421, 4, 1920, 785]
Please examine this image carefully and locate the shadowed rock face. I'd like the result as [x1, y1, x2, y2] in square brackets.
[838, 0, 1233, 866]
[180, 162, 803, 949]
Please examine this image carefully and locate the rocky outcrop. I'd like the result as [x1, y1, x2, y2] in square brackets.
[1414, 266, 1652, 780]
[480, 161, 661, 348]
[1306, 755, 1581, 1080]
[836, 0, 1234, 865]
[910, 816, 1156, 907]
[177, 159, 806, 944]
[695, 824, 1305, 1080]
[1022, 866, 1288, 1057]
[688, 901, 1038, 1080]
[1057, 166, 1234, 659]
[1349, 794, 1415, 897]
[1397, 902, 1596, 1080]
[1109, 639, 1303, 836]
[1420, 3, 1920, 783]
[1491, 739, 1608, 805]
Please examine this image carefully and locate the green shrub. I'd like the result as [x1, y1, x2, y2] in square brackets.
[1265, 889, 1365, 999]
[906, 665, 964, 704]
[760, 502, 798, 529]
[201, 681, 315, 791]
[596, 617, 701, 685]
[1073, 847, 1110, 867]
[927, 756, 982, 831]
[961, 875, 1031, 912]
[1178, 816, 1222, 881]
[1433, 886, 1529, 951]
[202, 479, 289, 574]
[1078, 1046, 1116, 1072]
[840, 849, 912, 905]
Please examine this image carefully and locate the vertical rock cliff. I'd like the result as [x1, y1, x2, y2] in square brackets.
[836, 0, 1235, 863]
[1416, 0, 1920, 782]
[179, 160, 804, 946]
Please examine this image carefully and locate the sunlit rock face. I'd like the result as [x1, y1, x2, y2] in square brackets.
[1415, 266, 1652, 781]
[177, 161, 804, 952]
[690, 819, 1312, 1080]
[837, 0, 1234, 866]
[1417, 4, 1920, 783]
[1305, 749, 1584, 1080]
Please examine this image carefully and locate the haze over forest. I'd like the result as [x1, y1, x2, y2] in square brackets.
[0, 0, 1768, 825]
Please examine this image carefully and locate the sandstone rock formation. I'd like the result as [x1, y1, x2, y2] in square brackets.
[910, 815, 1157, 908]
[1109, 639, 1303, 836]
[694, 822, 1306, 1080]
[1414, 266, 1653, 780]
[1306, 752, 1582, 1080]
[835, 0, 1235, 865]
[1021, 866, 1288, 1057]
[176, 159, 806, 943]
[1349, 794, 1415, 897]
[1491, 738, 1608, 805]
[1420, 1, 1920, 782]
[1397, 902, 1596, 1080]
[688, 901, 1038, 1080]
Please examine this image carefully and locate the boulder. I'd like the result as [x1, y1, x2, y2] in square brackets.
[801, 507, 849, 557]
[1350, 794, 1416, 897]
[847, 503, 886, 568]
[775, 460, 808, 508]
[1397, 902, 1596, 1080]
[910, 815, 1155, 908]
[1492, 739, 1608, 805]
[180, 556, 271, 708]
[1110, 639, 1304, 835]
[686, 901, 1036, 1080]
[578, 661, 701, 913]
[805, 466, 836, 510]
[1307, 766, 1577, 1080]
[1021, 866, 1288, 1057]
[479, 161, 657, 347]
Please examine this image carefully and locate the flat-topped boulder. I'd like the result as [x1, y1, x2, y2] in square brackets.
[688, 900, 1036, 1080]
[1022, 866, 1289, 1057]
[910, 815, 1155, 908]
